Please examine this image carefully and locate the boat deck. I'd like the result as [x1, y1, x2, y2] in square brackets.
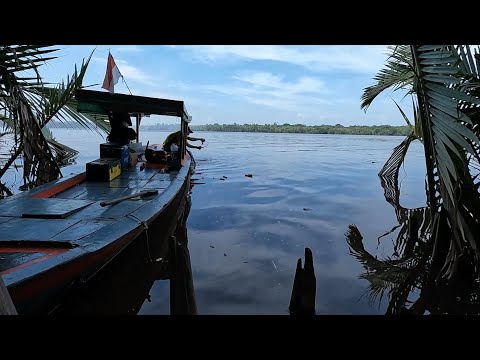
[0, 161, 190, 281]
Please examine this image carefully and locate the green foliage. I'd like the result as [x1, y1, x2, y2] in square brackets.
[180, 123, 411, 136]
[0, 45, 107, 195]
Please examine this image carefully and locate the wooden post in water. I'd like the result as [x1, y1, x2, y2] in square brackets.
[0, 276, 17, 315]
[289, 247, 316, 315]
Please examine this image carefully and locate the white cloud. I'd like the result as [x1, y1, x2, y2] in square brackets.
[177, 45, 389, 74]
[204, 71, 331, 112]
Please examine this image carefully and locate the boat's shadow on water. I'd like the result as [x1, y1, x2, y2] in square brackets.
[50, 192, 197, 315]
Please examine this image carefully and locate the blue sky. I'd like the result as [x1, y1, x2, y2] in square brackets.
[40, 45, 410, 126]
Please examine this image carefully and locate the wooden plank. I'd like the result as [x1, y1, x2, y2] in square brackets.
[0, 218, 80, 241]
[52, 185, 88, 200]
[0, 172, 85, 204]
[31, 173, 86, 198]
[0, 276, 17, 315]
[151, 173, 177, 181]
[142, 180, 170, 189]
[67, 200, 149, 220]
[0, 251, 45, 273]
[100, 190, 158, 207]
[118, 169, 157, 180]
[0, 198, 94, 219]
[109, 179, 150, 189]
[50, 219, 114, 242]
[73, 187, 129, 201]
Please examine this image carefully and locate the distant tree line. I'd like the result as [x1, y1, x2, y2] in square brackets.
[49, 120, 411, 136]
[189, 123, 411, 136]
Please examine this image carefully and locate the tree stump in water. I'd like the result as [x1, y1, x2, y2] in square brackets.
[289, 247, 316, 315]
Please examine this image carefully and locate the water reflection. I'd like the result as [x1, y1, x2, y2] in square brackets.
[346, 162, 480, 315]
[51, 192, 197, 315]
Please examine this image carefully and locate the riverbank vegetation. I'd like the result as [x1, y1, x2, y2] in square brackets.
[139, 123, 411, 136]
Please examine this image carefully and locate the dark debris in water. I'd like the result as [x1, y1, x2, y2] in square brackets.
[210, 245, 215, 248]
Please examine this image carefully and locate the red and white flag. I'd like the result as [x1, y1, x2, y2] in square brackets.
[102, 53, 122, 93]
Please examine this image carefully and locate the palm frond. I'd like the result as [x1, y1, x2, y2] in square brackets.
[412, 45, 480, 279]
[378, 133, 417, 220]
[361, 45, 415, 111]
[41, 126, 79, 166]
[16, 49, 109, 135]
[24, 49, 94, 127]
[0, 46, 57, 90]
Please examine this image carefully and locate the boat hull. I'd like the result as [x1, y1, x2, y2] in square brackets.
[0, 157, 193, 314]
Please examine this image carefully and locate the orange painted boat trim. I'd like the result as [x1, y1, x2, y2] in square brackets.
[31, 173, 86, 199]
[0, 247, 69, 276]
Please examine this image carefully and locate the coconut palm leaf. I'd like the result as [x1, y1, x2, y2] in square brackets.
[361, 45, 415, 111]
[12, 85, 61, 186]
[24, 50, 93, 126]
[0, 46, 95, 188]
[411, 45, 480, 279]
[41, 126, 78, 166]
[0, 46, 57, 90]
[1, 46, 109, 135]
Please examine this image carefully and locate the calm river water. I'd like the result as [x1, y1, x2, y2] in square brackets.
[4, 129, 428, 314]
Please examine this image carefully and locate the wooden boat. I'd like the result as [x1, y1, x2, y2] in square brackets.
[0, 89, 195, 314]
[50, 191, 197, 315]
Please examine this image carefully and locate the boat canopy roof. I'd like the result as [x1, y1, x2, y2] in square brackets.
[75, 89, 191, 122]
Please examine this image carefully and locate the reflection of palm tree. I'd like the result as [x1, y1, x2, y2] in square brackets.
[361, 45, 480, 284]
[347, 220, 480, 315]
[349, 45, 480, 314]
[347, 177, 480, 315]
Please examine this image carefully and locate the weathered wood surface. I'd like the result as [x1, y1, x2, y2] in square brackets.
[0, 218, 80, 241]
[0, 198, 94, 218]
[100, 190, 159, 207]
[0, 276, 17, 315]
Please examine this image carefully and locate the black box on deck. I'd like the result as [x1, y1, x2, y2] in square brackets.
[100, 142, 129, 170]
[86, 158, 122, 181]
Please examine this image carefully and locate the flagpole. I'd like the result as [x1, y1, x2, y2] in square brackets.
[122, 77, 133, 95]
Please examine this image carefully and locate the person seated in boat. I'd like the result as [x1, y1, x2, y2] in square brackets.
[162, 126, 205, 152]
[107, 111, 137, 146]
